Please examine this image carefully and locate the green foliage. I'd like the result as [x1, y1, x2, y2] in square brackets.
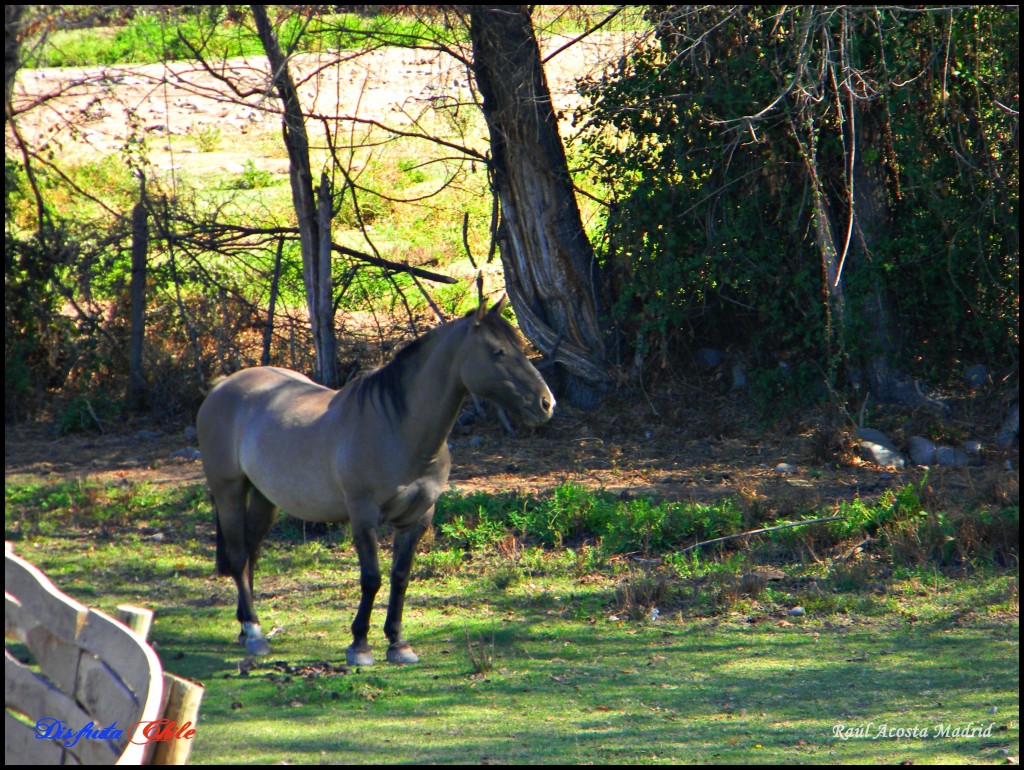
[602, 497, 743, 554]
[58, 395, 122, 434]
[5, 220, 82, 420]
[430, 479, 1017, 577]
[530, 482, 617, 546]
[822, 476, 1019, 567]
[23, 8, 441, 68]
[747, 361, 828, 421]
[222, 160, 275, 191]
[578, 6, 1018, 382]
[438, 513, 507, 552]
[665, 550, 746, 581]
[191, 124, 222, 153]
[830, 476, 932, 542]
[396, 158, 428, 186]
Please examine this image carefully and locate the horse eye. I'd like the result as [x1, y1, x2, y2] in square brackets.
[491, 347, 505, 358]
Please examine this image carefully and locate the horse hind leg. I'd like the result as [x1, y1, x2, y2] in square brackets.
[241, 486, 278, 655]
[213, 479, 277, 656]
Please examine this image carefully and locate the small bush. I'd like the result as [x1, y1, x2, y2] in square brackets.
[438, 513, 506, 552]
[413, 548, 464, 578]
[614, 565, 673, 621]
[192, 124, 222, 153]
[222, 160, 274, 191]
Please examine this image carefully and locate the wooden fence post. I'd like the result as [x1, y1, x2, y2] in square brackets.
[128, 175, 149, 409]
[116, 604, 155, 640]
[150, 673, 205, 765]
[116, 603, 205, 765]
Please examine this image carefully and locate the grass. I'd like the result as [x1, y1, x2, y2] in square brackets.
[23, 9, 448, 69]
[4, 474, 1019, 764]
[23, 7, 638, 71]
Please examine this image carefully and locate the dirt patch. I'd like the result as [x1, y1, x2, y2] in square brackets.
[6, 388, 1000, 522]
[10, 31, 637, 171]
[4, 422, 207, 487]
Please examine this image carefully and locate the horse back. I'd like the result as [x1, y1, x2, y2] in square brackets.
[197, 367, 338, 496]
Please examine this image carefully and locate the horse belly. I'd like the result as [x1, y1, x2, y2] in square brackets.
[267, 487, 351, 523]
[241, 447, 350, 523]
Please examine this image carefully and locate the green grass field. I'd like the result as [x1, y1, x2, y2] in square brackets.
[5, 475, 1018, 764]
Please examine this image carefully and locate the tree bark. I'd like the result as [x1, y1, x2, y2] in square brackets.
[316, 173, 337, 379]
[127, 178, 148, 409]
[469, 6, 608, 407]
[261, 237, 283, 366]
[252, 5, 338, 387]
[851, 98, 904, 402]
[5, 5, 23, 123]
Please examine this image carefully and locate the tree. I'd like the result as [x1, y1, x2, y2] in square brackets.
[251, 4, 338, 387]
[578, 6, 1018, 404]
[468, 6, 609, 407]
[7, 5, 473, 417]
[4, 5, 23, 118]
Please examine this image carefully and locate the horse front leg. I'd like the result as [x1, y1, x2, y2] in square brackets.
[347, 518, 382, 667]
[384, 517, 429, 664]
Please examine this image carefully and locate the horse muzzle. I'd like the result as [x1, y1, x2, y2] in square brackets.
[523, 391, 556, 426]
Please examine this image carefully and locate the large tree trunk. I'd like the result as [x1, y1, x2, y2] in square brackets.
[469, 6, 608, 407]
[804, 80, 910, 404]
[252, 5, 338, 387]
[850, 98, 905, 402]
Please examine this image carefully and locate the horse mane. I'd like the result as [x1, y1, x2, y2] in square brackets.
[353, 309, 523, 420]
[354, 329, 433, 420]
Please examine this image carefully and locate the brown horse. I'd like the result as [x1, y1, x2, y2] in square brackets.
[196, 299, 554, 664]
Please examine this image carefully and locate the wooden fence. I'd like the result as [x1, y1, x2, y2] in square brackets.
[5, 543, 203, 764]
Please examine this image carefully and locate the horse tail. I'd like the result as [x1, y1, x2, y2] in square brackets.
[214, 505, 231, 576]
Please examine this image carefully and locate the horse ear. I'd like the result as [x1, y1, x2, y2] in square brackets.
[490, 294, 508, 318]
[474, 297, 489, 326]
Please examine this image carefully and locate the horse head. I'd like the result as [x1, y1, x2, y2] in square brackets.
[459, 297, 555, 427]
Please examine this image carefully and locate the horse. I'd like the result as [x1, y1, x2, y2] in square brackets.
[196, 298, 555, 665]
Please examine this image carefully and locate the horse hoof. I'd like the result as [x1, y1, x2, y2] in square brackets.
[386, 644, 420, 665]
[245, 636, 271, 656]
[347, 645, 375, 667]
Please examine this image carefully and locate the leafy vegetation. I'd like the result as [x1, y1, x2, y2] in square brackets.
[578, 6, 1018, 392]
[6, 474, 1016, 617]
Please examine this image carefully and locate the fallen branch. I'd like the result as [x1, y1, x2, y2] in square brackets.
[679, 515, 843, 555]
[332, 243, 458, 284]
